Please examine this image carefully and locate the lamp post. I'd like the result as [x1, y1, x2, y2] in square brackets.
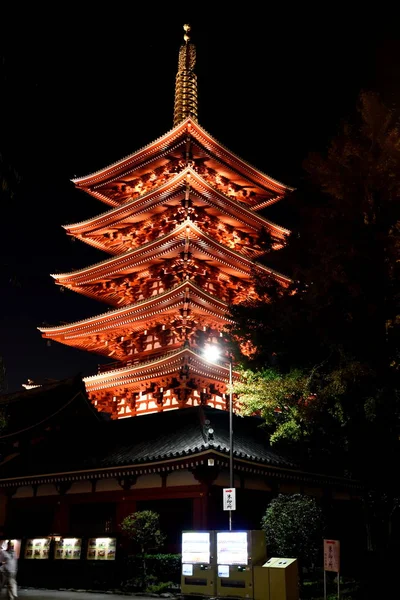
[203, 345, 234, 530]
[228, 352, 233, 531]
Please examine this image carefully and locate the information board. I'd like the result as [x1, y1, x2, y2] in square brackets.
[86, 537, 116, 560]
[54, 538, 82, 560]
[223, 488, 236, 511]
[24, 537, 51, 559]
[323, 539, 340, 572]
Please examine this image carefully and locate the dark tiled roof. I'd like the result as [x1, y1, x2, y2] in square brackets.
[92, 406, 296, 469]
[0, 374, 103, 439]
[0, 403, 297, 481]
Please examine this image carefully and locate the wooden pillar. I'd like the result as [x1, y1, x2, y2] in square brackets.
[116, 497, 137, 529]
[52, 500, 69, 535]
[0, 492, 10, 536]
[190, 464, 219, 530]
[192, 492, 209, 529]
[116, 496, 137, 554]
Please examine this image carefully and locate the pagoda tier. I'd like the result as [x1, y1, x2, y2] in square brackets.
[71, 117, 293, 211]
[50, 213, 290, 304]
[80, 347, 233, 418]
[40, 280, 233, 360]
[39, 25, 293, 419]
[64, 167, 290, 258]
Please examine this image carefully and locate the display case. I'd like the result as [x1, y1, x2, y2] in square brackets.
[216, 530, 267, 598]
[54, 537, 82, 560]
[181, 531, 216, 596]
[86, 537, 116, 560]
[24, 537, 51, 560]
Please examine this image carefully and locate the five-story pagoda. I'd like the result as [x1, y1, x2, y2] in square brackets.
[39, 25, 293, 419]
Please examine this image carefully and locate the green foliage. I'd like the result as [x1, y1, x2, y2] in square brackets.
[120, 510, 166, 554]
[0, 411, 7, 433]
[261, 494, 324, 569]
[235, 367, 320, 444]
[301, 575, 360, 600]
[120, 510, 166, 590]
[120, 553, 181, 592]
[147, 553, 181, 582]
[146, 580, 175, 594]
[228, 92, 400, 551]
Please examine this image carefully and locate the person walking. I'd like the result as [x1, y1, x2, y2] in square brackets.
[0, 541, 18, 599]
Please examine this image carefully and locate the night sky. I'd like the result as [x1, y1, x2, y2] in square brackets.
[0, 8, 398, 392]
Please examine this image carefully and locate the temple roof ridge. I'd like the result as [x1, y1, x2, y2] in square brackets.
[83, 345, 232, 384]
[71, 118, 192, 185]
[51, 219, 291, 285]
[64, 166, 291, 238]
[186, 221, 292, 283]
[51, 221, 190, 279]
[38, 279, 230, 334]
[190, 120, 295, 192]
[71, 118, 294, 195]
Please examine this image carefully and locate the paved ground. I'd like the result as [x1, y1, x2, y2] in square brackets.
[17, 590, 157, 600]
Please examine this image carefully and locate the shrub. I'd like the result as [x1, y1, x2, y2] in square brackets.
[120, 553, 181, 592]
[262, 493, 324, 571]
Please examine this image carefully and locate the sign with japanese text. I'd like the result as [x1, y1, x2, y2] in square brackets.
[323, 539, 340, 572]
[223, 488, 236, 511]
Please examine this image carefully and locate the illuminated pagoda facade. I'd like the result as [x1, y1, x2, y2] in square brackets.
[39, 25, 292, 419]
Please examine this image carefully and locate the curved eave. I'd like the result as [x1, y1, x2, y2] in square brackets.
[38, 280, 230, 339]
[188, 120, 294, 194]
[0, 447, 316, 488]
[83, 347, 235, 391]
[51, 221, 291, 286]
[65, 168, 290, 239]
[71, 118, 294, 196]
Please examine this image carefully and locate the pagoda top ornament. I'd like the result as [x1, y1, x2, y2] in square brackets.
[173, 24, 198, 126]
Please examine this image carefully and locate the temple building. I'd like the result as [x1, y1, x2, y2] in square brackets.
[38, 24, 293, 419]
[0, 28, 363, 587]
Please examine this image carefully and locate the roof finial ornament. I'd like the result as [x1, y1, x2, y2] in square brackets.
[173, 24, 198, 127]
[183, 23, 191, 43]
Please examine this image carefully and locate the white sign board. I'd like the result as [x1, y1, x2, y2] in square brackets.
[218, 564, 230, 577]
[223, 488, 236, 511]
[323, 539, 340, 572]
[182, 564, 193, 576]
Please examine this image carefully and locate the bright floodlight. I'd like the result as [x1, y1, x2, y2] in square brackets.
[203, 344, 221, 362]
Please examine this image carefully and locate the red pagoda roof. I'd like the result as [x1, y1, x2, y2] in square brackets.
[71, 119, 294, 209]
[38, 280, 231, 358]
[64, 168, 290, 254]
[52, 221, 291, 289]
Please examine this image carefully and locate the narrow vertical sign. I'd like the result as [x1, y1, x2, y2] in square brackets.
[323, 539, 340, 572]
[223, 488, 236, 511]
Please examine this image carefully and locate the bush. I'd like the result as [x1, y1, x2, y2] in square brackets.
[120, 553, 181, 591]
[146, 581, 175, 594]
[262, 493, 324, 571]
[120, 509, 166, 589]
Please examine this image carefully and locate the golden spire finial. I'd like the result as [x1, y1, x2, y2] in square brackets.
[173, 24, 198, 127]
[183, 23, 191, 43]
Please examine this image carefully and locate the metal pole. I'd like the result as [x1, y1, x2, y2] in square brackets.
[229, 354, 233, 531]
